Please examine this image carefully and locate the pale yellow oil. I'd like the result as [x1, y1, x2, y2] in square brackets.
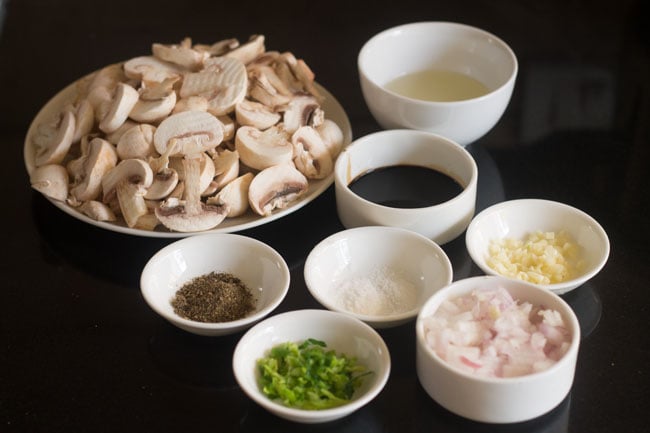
[384, 69, 490, 102]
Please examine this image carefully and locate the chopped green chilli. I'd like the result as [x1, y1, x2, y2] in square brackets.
[257, 338, 372, 410]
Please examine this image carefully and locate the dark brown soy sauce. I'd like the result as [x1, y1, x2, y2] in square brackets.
[348, 165, 464, 208]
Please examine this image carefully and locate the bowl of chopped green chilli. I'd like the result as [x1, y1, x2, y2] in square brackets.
[233, 309, 391, 423]
[140, 233, 290, 336]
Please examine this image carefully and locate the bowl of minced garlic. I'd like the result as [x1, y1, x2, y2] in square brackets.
[465, 199, 610, 294]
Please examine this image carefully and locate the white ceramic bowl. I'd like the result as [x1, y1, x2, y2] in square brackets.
[304, 226, 453, 328]
[232, 309, 391, 423]
[466, 199, 610, 294]
[358, 21, 517, 146]
[140, 233, 290, 336]
[416, 275, 580, 423]
[334, 129, 477, 245]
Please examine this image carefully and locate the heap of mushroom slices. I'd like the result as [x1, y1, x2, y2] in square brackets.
[29, 35, 345, 233]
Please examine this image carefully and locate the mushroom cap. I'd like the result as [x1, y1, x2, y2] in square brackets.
[154, 198, 229, 232]
[153, 110, 224, 156]
[248, 163, 308, 216]
[235, 125, 293, 171]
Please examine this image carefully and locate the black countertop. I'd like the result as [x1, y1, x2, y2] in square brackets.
[1, 1, 648, 432]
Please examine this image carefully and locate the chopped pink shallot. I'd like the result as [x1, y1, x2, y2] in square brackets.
[423, 286, 571, 378]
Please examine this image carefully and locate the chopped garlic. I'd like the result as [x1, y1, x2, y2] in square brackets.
[486, 230, 583, 284]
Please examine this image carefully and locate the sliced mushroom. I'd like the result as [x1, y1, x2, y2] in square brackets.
[34, 110, 76, 167]
[79, 200, 117, 222]
[236, 99, 281, 130]
[70, 138, 118, 202]
[104, 120, 137, 145]
[30, 164, 69, 201]
[123, 56, 184, 84]
[193, 38, 239, 56]
[207, 172, 254, 217]
[247, 64, 292, 107]
[172, 95, 209, 114]
[248, 163, 309, 216]
[218, 115, 236, 142]
[99, 83, 139, 133]
[71, 99, 95, 143]
[155, 155, 228, 232]
[87, 86, 114, 123]
[88, 63, 126, 94]
[133, 212, 160, 231]
[180, 56, 248, 116]
[116, 179, 149, 228]
[235, 125, 293, 170]
[129, 79, 177, 123]
[101, 158, 154, 203]
[212, 149, 239, 189]
[152, 37, 208, 71]
[168, 152, 214, 195]
[144, 168, 178, 200]
[291, 125, 333, 179]
[281, 52, 322, 100]
[116, 124, 156, 160]
[224, 34, 265, 65]
[316, 119, 345, 159]
[281, 94, 324, 133]
[153, 110, 224, 156]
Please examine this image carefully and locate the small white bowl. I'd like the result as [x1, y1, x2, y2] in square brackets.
[140, 233, 290, 336]
[334, 129, 477, 245]
[358, 21, 517, 146]
[304, 226, 453, 328]
[416, 275, 580, 423]
[232, 309, 391, 423]
[465, 199, 610, 294]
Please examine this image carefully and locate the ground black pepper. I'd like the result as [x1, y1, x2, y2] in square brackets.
[171, 272, 256, 323]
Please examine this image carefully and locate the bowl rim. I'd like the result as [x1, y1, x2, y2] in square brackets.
[465, 198, 610, 291]
[358, 21, 519, 106]
[232, 308, 392, 420]
[140, 233, 291, 330]
[334, 129, 478, 212]
[415, 275, 581, 383]
[304, 226, 454, 323]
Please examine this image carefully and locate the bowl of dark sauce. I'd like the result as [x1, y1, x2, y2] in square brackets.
[334, 129, 477, 245]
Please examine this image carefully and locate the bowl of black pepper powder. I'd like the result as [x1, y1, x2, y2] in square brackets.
[141, 233, 290, 336]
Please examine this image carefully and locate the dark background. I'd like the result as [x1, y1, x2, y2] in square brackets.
[1, 1, 648, 432]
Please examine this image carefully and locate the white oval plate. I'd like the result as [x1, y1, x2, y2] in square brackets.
[24, 74, 352, 238]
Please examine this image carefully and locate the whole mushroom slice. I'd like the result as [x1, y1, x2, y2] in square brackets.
[235, 99, 281, 130]
[281, 94, 324, 134]
[235, 125, 293, 171]
[99, 83, 140, 134]
[34, 110, 76, 167]
[30, 164, 69, 202]
[153, 110, 224, 156]
[152, 37, 208, 71]
[207, 172, 254, 217]
[101, 158, 154, 203]
[123, 56, 184, 84]
[144, 168, 179, 200]
[155, 154, 228, 232]
[248, 163, 309, 216]
[70, 138, 118, 202]
[291, 126, 333, 179]
[116, 124, 156, 160]
[179, 56, 248, 116]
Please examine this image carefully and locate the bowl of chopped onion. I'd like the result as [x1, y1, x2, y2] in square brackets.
[465, 199, 610, 294]
[232, 309, 391, 423]
[416, 275, 580, 423]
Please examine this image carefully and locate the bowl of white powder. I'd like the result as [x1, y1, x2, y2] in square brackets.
[303, 226, 453, 328]
[415, 275, 580, 423]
